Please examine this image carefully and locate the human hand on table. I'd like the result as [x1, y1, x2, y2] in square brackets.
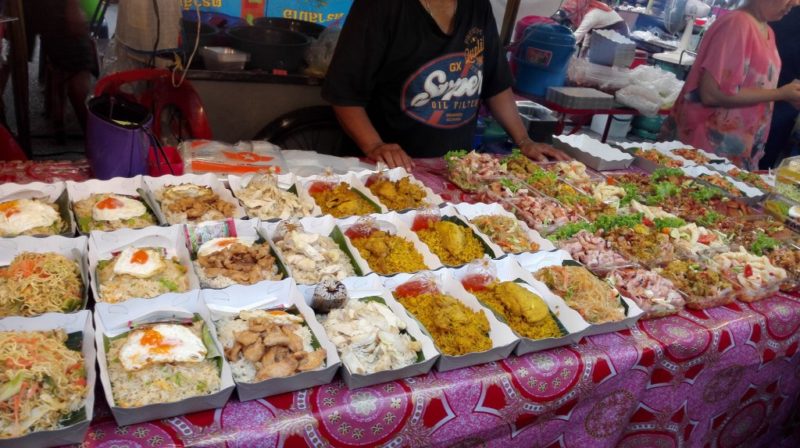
[519, 139, 571, 162]
[365, 143, 415, 171]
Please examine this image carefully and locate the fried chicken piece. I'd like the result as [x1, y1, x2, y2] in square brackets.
[199, 243, 278, 284]
[296, 349, 326, 372]
[282, 325, 304, 352]
[234, 330, 260, 346]
[243, 342, 266, 363]
[225, 342, 242, 361]
[257, 346, 299, 380]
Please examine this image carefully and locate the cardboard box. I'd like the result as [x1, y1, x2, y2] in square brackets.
[0, 180, 75, 237]
[65, 176, 158, 234]
[513, 250, 644, 337]
[0, 235, 89, 315]
[183, 219, 289, 288]
[553, 134, 633, 171]
[259, 215, 370, 282]
[95, 292, 235, 426]
[382, 270, 519, 372]
[227, 173, 321, 220]
[201, 278, 341, 401]
[0, 311, 96, 448]
[452, 202, 556, 254]
[352, 168, 444, 211]
[448, 257, 590, 354]
[299, 275, 439, 389]
[143, 173, 246, 225]
[88, 225, 200, 303]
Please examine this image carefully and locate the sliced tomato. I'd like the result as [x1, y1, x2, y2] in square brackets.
[697, 233, 716, 245]
[744, 264, 753, 278]
[461, 274, 493, 292]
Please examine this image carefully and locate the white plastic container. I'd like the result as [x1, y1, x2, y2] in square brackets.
[590, 114, 633, 139]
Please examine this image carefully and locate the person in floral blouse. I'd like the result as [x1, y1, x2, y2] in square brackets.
[661, 0, 800, 170]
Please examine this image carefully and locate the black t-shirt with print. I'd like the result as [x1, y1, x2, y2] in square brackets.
[322, 0, 513, 158]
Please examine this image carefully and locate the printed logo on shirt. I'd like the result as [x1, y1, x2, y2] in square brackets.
[400, 28, 486, 129]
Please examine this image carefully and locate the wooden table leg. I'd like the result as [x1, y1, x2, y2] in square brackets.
[6, 0, 30, 158]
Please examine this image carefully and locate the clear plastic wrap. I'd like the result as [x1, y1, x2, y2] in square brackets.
[179, 140, 287, 177]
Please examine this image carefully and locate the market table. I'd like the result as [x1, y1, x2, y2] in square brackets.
[514, 93, 671, 143]
[56, 158, 800, 448]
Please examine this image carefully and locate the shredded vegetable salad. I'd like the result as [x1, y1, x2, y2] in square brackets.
[0, 330, 87, 439]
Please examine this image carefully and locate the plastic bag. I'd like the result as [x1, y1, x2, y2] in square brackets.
[306, 25, 342, 77]
[567, 57, 631, 91]
[178, 139, 287, 176]
[616, 65, 684, 114]
[615, 84, 663, 116]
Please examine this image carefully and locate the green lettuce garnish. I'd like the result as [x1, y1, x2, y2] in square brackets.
[654, 217, 686, 231]
[696, 210, 722, 227]
[750, 232, 781, 256]
[547, 222, 593, 241]
[651, 167, 685, 182]
[593, 213, 644, 232]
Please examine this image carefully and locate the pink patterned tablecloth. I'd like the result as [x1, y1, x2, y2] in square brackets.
[0, 160, 91, 184]
[80, 300, 800, 448]
[46, 158, 800, 447]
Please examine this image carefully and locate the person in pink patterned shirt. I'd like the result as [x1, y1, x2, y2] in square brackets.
[661, 0, 800, 170]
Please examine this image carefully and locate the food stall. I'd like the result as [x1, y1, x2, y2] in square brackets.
[1, 2, 799, 448]
[1, 138, 799, 447]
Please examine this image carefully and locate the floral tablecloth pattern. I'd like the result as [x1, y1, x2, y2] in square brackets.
[79, 296, 800, 447]
[0, 160, 91, 184]
[15, 156, 789, 447]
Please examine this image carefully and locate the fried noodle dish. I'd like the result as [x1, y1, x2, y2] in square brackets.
[534, 266, 625, 324]
[470, 215, 539, 253]
[0, 252, 83, 317]
[0, 330, 87, 439]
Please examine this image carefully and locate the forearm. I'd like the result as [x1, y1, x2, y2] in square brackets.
[485, 88, 530, 145]
[699, 71, 783, 107]
[702, 87, 783, 108]
[331, 105, 383, 155]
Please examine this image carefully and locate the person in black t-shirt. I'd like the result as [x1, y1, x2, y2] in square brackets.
[322, 0, 569, 169]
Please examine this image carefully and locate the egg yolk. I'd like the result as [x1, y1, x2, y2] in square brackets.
[216, 239, 236, 248]
[0, 200, 20, 218]
[131, 249, 150, 264]
[96, 197, 124, 209]
[140, 328, 173, 354]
